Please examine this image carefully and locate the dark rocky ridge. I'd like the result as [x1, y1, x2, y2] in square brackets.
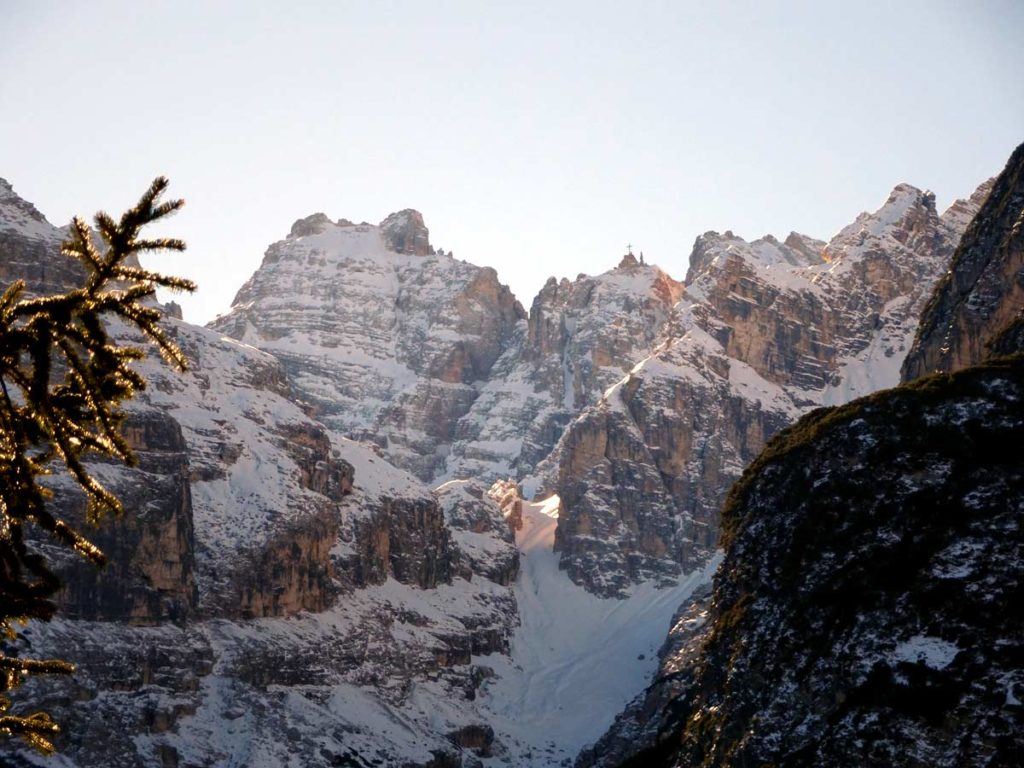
[902, 141, 1024, 380]
[638, 357, 1024, 768]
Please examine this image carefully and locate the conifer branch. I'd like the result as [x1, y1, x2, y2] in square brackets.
[0, 176, 194, 754]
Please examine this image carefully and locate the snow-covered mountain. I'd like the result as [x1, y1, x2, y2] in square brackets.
[589, 144, 1024, 767]
[211, 218, 685, 488]
[0, 158, 1004, 767]
[210, 211, 525, 482]
[551, 179, 993, 596]
[0, 181, 703, 767]
[0, 184, 523, 766]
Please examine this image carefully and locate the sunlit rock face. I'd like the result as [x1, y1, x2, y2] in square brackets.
[210, 212, 525, 482]
[553, 178, 992, 596]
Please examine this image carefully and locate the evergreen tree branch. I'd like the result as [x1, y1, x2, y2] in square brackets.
[0, 176, 194, 754]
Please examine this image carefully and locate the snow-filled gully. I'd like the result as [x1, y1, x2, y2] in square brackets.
[475, 496, 716, 766]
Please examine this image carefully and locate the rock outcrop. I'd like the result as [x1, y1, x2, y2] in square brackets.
[437, 479, 520, 587]
[211, 218, 687, 489]
[381, 208, 434, 256]
[553, 179, 991, 595]
[902, 142, 1024, 380]
[51, 408, 198, 625]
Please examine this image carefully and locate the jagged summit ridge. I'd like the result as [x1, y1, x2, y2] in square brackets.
[686, 229, 826, 282]
[286, 207, 433, 257]
[550, 177, 992, 596]
[217, 205, 689, 485]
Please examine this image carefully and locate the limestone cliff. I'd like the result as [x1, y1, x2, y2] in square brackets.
[554, 178, 991, 595]
[445, 256, 684, 483]
[1, 183, 199, 625]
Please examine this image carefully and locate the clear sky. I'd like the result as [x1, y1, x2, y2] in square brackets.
[1, 0, 1021, 323]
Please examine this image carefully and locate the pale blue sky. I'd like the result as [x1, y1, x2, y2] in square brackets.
[2, 1, 1021, 323]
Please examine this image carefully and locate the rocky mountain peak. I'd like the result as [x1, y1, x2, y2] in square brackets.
[783, 230, 827, 263]
[213, 210, 522, 480]
[617, 251, 640, 269]
[939, 176, 996, 240]
[823, 183, 940, 264]
[379, 208, 432, 255]
[686, 229, 826, 284]
[0, 177, 55, 240]
[288, 212, 335, 238]
[685, 231, 730, 281]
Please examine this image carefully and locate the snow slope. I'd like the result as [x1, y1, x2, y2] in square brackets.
[475, 497, 716, 766]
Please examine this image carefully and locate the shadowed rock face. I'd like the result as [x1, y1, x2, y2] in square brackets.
[1, 181, 200, 625]
[553, 178, 990, 596]
[630, 358, 1024, 768]
[50, 408, 198, 625]
[902, 142, 1024, 381]
[554, 355, 791, 595]
[437, 479, 520, 587]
